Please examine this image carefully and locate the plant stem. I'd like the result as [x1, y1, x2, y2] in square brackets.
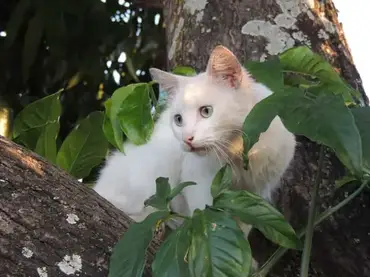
[300, 146, 324, 277]
[254, 179, 368, 277]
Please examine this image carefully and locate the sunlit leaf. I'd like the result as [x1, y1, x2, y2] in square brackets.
[172, 66, 197, 76]
[279, 46, 361, 104]
[214, 190, 301, 249]
[109, 211, 169, 277]
[56, 111, 108, 179]
[103, 99, 122, 150]
[115, 83, 154, 145]
[188, 209, 252, 277]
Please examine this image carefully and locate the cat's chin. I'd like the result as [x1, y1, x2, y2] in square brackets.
[182, 144, 208, 156]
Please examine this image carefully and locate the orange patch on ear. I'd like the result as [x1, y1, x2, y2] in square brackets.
[207, 45, 243, 89]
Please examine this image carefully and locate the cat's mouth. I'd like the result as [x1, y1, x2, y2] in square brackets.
[190, 146, 207, 152]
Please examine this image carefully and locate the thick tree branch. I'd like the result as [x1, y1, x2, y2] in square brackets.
[0, 136, 160, 277]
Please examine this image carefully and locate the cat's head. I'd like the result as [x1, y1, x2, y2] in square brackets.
[150, 45, 254, 155]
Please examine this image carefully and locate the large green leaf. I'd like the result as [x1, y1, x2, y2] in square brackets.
[243, 88, 363, 177]
[211, 165, 233, 198]
[279, 46, 361, 104]
[111, 83, 154, 146]
[56, 111, 108, 179]
[12, 91, 61, 162]
[214, 190, 301, 249]
[109, 211, 169, 277]
[34, 122, 60, 163]
[245, 56, 284, 93]
[351, 107, 370, 172]
[103, 99, 121, 150]
[188, 209, 252, 277]
[152, 220, 192, 277]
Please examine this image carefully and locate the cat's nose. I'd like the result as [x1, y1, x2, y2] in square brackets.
[184, 136, 194, 146]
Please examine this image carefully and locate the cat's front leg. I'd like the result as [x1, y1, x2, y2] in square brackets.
[180, 154, 219, 216]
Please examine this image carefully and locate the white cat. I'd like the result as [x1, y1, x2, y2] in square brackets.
[149, 45, 296, 217]
[94, 45, 296, 226]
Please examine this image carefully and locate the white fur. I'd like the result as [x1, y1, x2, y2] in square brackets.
[94, 46, 296, 226]
[93, 109, 186, 222]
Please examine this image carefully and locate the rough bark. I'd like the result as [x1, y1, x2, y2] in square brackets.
[0, 136, 160, 277]
[162, 0, 370, 276]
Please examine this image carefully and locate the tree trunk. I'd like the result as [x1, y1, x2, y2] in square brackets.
[162, 0, 369, 276]
[0, 136, 160, 277]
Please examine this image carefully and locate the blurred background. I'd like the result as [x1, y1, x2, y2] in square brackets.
[0, 0, 166, 144]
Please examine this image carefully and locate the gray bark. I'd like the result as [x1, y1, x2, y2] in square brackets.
[162, 0, 370, 276]
[0, 136, 160, 277]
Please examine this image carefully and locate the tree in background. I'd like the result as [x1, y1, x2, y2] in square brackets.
[0, 0, 369, 277]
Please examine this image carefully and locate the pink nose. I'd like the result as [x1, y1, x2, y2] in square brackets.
[184, 136, 194, 146]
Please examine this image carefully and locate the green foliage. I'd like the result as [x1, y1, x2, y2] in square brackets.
[109, 211, 170, 277]
[211, 164, 233, 198]
[105, 83, 154, 151]
[12, 91, 108, 179]
[13, 91, 62, 162]
[145, 177, 196, 211]
[214, 191, 301, 249]
[56, 111, 108, 179]
[244, 56, 363, 177]
[188, 209, 252, 277]
[351, 107, 370, 172]
[279, 46, 362, 104]
[172, 66, 197, 76]
[152, 220, 192, 277]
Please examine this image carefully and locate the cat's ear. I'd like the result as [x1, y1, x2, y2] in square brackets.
[149, 68, 182, 97]
[206, 45, 243, 89]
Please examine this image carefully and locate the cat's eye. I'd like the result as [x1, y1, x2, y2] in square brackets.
[174, 114, 183, 126]
[200, 106, 213, 118]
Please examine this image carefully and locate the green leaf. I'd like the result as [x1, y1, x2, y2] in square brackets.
[34, 121, 60, 163]
[145, 177, 171, 210]
[214, 190, 301, 249]
[152, 220, 192, 277]
[245, 56, 284, 93]
[168, 181, 197, 201]
[56, 111, 108, 179]
[103, 99, 121, 150]
[335, 175, 357, 188]
[172, 66, 197, 76]
[279, 46, 360, 104]
[243, 89, 363, 177]
[211, 165, 233, 198]
[22, 13, 44, 82]
[351, 107, 370, 173]
[188, 209, 252, 277]
[109, 211, 169, 277]
[5, 0, 31, 47]
[12, 91, 61, 162]
[111, 83, 154, 145]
